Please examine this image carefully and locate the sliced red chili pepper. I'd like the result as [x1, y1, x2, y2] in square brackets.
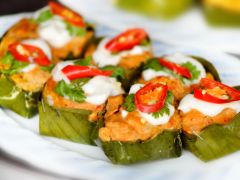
[159, 58, 192, 79]
[49, 2, 85, 27]
[134, 83, 168, 113]
[105, 28, 148, 53]
[194, 78, 240, 104]
[8, 43, 51, 66]
[62, 65, 112, 80]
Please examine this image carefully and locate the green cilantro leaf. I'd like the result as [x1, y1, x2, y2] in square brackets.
[40, 64, 55, 72]
[74, 56, 92, 66]
[152, 92, 174, 119]
[101, 65, 126, 79]
[123, 94, 136, 112]
[65, 22, 86, 36]
[55, 78, 89, 103]
[181, 61, 201, 80]
[36, 10, 53, 23]
[140, 39, 150, 46]
[143, 58, 163, 71]
[0, 53, 28, 75]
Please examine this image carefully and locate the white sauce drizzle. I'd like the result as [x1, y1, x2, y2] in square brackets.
[92, 38, 151, 67]
[51, 61, 74, 84]
[82, 76, 124, 105]
[38, 16, 72, 48]
[178, 94, 240, 117]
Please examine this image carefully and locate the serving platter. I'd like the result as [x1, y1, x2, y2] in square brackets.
[1, 13, 240, 180]
[60, 0, 240, 54]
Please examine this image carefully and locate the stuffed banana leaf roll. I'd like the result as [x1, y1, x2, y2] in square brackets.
[32, 1, 94, 60]
[140, 53, 220, 100]
[0, 39, 53, 117]
[99, 80, 182, 164]
[86, 28, 153, 91]
[179, 78, 240, 161]
[39, 60, 124, 145]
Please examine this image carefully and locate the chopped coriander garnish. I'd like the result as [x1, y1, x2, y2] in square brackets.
[65, 22, 86, 36]
[101, 65, 126, 79]
[55, 78, 89, 103]
[181, 61, 201, 81]
[36, 10, 53, 23]
[74, 56, 92, 66]
[123, 94, 136, 112]
[152, 92, 174, 119]
[0, 53, 28, 75]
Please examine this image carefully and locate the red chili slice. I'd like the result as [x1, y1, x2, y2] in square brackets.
[62, 65, 112, 80]
[49, 2, 85, 27]
[8, 43, 51, 66]
[134, 83, 168, 113]
[105, 28, 148, 53]
[194, 78, 240, 104]
[159, 58, 192, 79]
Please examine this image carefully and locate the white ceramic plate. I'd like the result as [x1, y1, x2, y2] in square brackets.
[1, 13, 240, 180]
[60, 0, 240, 54]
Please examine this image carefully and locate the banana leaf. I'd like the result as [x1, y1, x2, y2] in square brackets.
[0, 75, 40, 118]
[191, 56, 221, 81]
[101, 130, 182, 164]
[203, 7, 240, 27]
[114, 0, 194, 19]
[182, 113, 240, 161]
[39, 101, 100, 145]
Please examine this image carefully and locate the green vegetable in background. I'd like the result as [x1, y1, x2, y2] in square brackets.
[114, 0, 194, 19]
[0, 75, 40, 118]
[203, 6, 240, 27]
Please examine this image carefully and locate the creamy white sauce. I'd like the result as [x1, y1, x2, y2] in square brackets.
[51, 61, 74, 84]
[122, 84, 174, 126]
[138, 104, 175, 126]
[82, 76, 124, 105]
[142, 53, 206, 85]
[92, 38, 151, 68]
[129, 83, 144, 94]
[21, 38, 52, 59]
[20, 64, 37, 73]
[38, 16, 72, 48]
[142, 69, 172, 81]
[178, 94, 240, 117]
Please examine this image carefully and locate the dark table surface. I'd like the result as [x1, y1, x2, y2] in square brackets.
[0, 0, 48, 15]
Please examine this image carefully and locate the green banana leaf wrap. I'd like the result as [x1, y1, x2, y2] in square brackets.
[192, 56, 221, 82]
[182, 113, 240, 162]
[39, 100, 102, 145]
[101, 130, 182, 164]
[114, 0, 194, 19]
[203, 7, 240, 27]
[0, 75, 40, 118]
